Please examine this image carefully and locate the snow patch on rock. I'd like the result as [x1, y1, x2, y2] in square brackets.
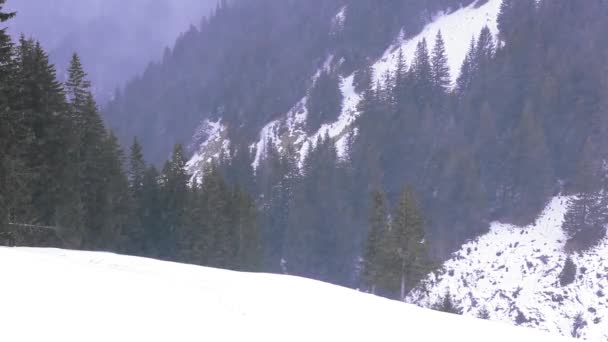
[186, 119, 229, 182]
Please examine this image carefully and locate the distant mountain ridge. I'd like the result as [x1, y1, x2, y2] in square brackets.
[6, 0, 216, 103]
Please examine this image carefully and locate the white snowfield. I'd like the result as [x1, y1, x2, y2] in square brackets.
[0, 247, 571, 342]
[408, 196, 608, 341]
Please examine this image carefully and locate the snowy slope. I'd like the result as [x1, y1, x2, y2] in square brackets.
[186, 119, 229, 182]
[374, 0, 501, 85]
[407, 196, 608, 341]
[0, 247, 572, 342]
[239, 0, 502, 170]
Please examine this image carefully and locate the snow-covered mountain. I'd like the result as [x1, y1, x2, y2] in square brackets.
[407, 196, 608, 341]
[186, 0, 502, 177]
[0, 247, 572, 342]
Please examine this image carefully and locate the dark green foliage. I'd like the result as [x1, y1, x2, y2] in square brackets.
[284, 136, 357, 286]
[434, 290, 462, 315]
[562, 138, 608, 252]
[306, 70, 343, 133]
[431, 31, 451, 92]
[0, 6, 262, 273]
[256, 141, 299, 273]
[559, 256, 576, 287]
[362, 189, 388, 293]
[0, 0, 16, 234]
[384, 186, 431, 300]
[104, 0, 344, 165]
[353, 62, 373, 94]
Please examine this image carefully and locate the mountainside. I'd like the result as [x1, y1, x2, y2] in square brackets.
[6, 0, 216, 102]
[104, 0, 608, 285]
[407, 197, 608, 340]
[0, 247, 573, 342]
[104, 0, 476, 165]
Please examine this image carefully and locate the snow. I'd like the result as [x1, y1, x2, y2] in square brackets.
[407, 196, 608, 341]
[251, 119, 282, 171]
[244, 0, 502, 171]
[374, 0, 501, 85]
[0, 247, 573, 342]
[298, 74, 361, 163]
[186, 119, 229, 182]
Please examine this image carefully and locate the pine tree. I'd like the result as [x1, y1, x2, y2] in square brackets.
[385, 185, 430, 300]
[353, 62, 373, 94]
[125, 137, 147, 254]
[562, 137, 608, 250]
[128, 138, 146, 192]
[306, 70, 343, 133]
[434, 290, 462, 315]
[411, 38, 433, 106]
[456, 36, 477, 94]
[431, 31, 451, 93]
[0, 1, 17, 236]
[362, 189, 388, 293]
[140, 165, 162, 256]
[475, 26, 495, 65]
[559, 256, 576, 286]
[200, 164, 233, 268]
[506, 101, 553, 224]
[98, 132, 132, 250]
[15, 39, 69, 224]
[65, 54, 91, 129]
[160, 144, 189, 259]
[231, 186, 262, 271]
[497, 0, 536, 45]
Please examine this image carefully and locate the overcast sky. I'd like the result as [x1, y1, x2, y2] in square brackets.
[5, 0, 217, 103]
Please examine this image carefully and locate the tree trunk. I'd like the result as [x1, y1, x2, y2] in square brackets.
[400, 272, 406, 301]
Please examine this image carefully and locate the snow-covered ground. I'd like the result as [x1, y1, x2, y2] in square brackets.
[408, 196, 608, 341]
[0, 247, 572, 342]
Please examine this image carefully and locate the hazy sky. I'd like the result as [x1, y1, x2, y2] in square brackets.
[6, 0, 217, 103]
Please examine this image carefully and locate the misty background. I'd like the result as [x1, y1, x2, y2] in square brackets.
[6, 0, 217, 103]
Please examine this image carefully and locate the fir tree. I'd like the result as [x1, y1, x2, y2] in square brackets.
[385, 185, 430, 300]
[411, 38, 433, 106]
[0, 2, 17, 237]
[306, 70, 343, 133]
[559, 256, 576, 287]
[353, 62, 373, 94]
[362, 189, 388, 293]
[140, 165, 162, 256]
[159, 144, 189, 259]
[231, 186, 262, 271]
[431, 31, 451, 93]
[475, 26, 495, 65]
[98, 132, 132, 250]
[434, 290, 462, 315]
[456, 36, 477, 94]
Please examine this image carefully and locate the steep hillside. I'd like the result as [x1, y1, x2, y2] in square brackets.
[104, 0, 608, 287]
[407, 196, 608, 340]
[227, 0, 502, 178]
[0, 247, 573, 342]
[104, 0, 475, 165]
